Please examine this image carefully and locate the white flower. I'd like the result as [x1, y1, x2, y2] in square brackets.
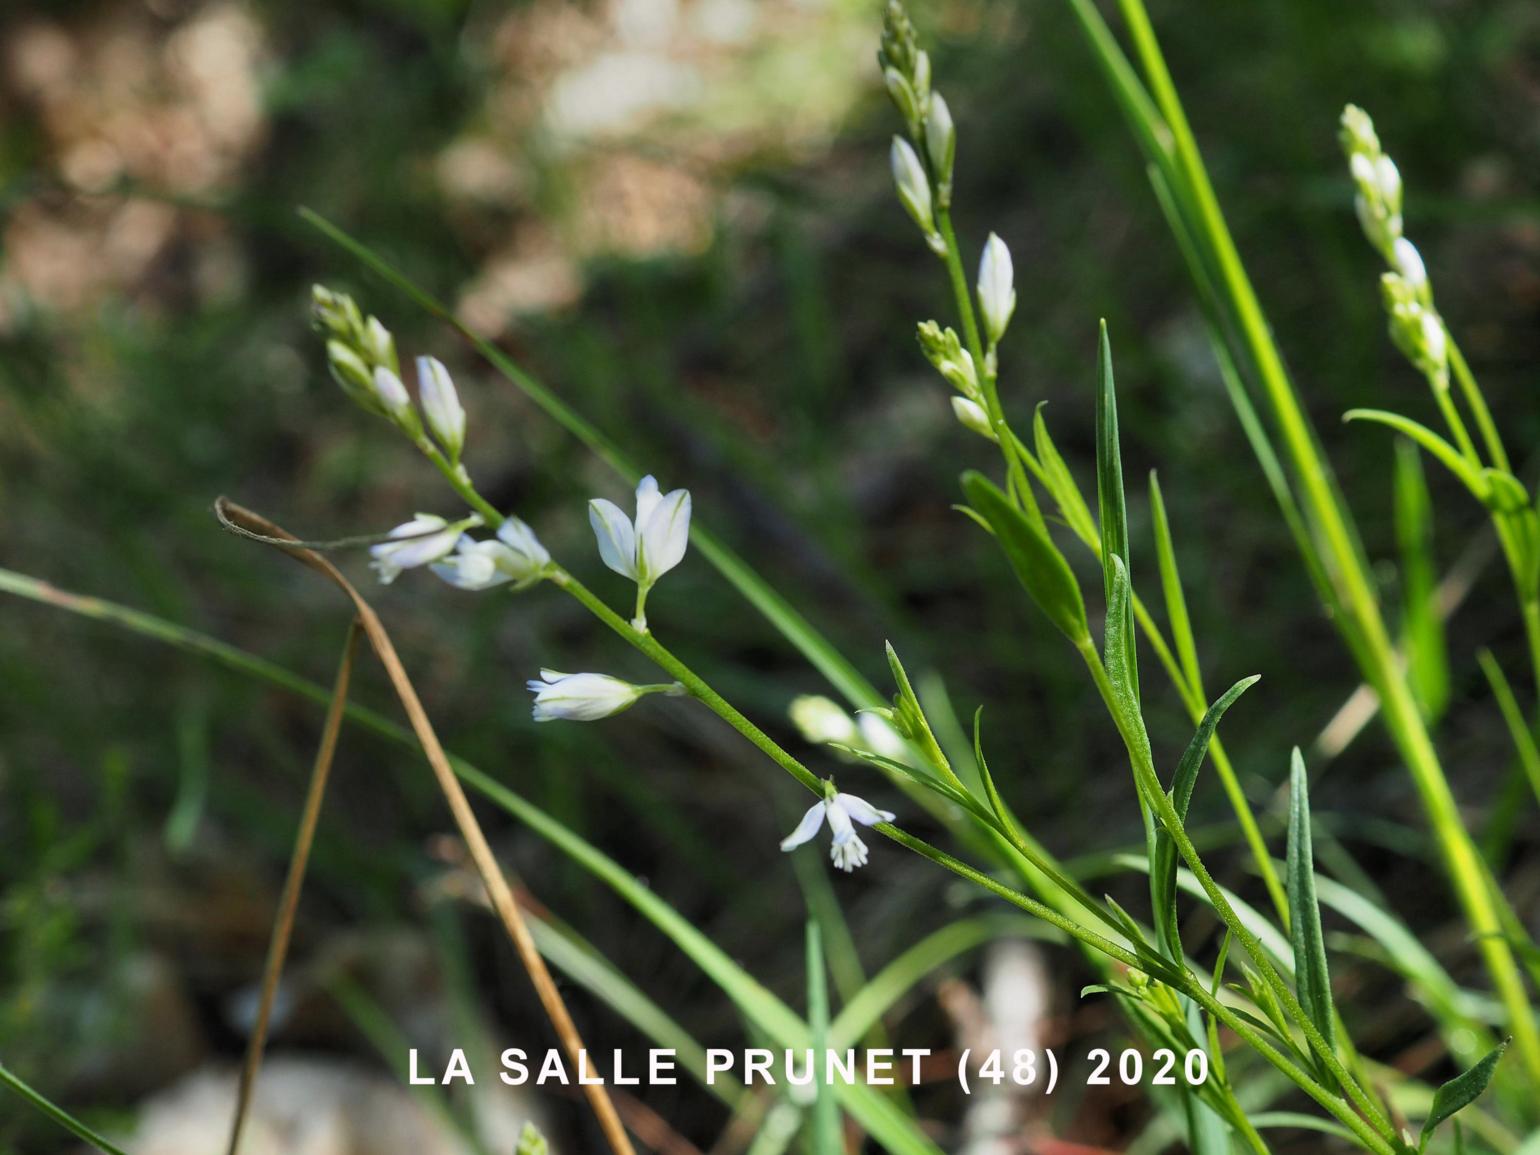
[431, 517, 551, 591]
[977, 233, 1016, 346]
[780, 791, 896, 873]
[855, 713, 909, 763]
[890, 136, 935, 239]
[417, 356, 467, 461]
[1392, 237, 1426, 291]
[789, 695, 859, 746]
[370, 515, 465, 584]
[951, 396, 996, 441]
[925, 92, 955, 186]
[362, 316, 396, 370]
[590, 475, 692, 630]
[371, 366, 415, 425]
[526, 670, 647, 722]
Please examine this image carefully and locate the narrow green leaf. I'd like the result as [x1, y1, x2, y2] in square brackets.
[0, 1065, 129, 1155]
[1419, 1041, 1508, 1151]
[1032, 403, 1100, 547]
[1104, 556, 1151, 772]
[962, 470, 1089, 645]
[1095, 321, 1139, 703]
[1344, 409, 1489, 504]
[885, 642, 951, 777]
[1149, 471, 1204, 699]
[1152, 675, 1261, 958]
[1286, 749, 1338, 1067]
[805, 921, 840, 1155]
[1394, 441, 1449, 722]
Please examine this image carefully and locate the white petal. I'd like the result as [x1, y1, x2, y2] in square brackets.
[637, 488, 691, 583]
[589, 499, 638, 579]
[528, 672, 640, 722]
[1392, 237, 1426, 288]
[432, 540, 511, 590]
[497, 516, 552, 570]
[417, 356, 466, 457]
[855, 714, 908, 762]
[371, 366, 412, 418]
[977, 233, 1016, 345]
[634, 475, 662, 527]
[830, 832, 869, 872]
[824, 797, 855, 845]
[779, 802, 828, 851]
[789, 696, 858, 746]
[835, 792, 895, 828]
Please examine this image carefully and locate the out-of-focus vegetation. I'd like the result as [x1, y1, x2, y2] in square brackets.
[2, 0, 1539, 1150]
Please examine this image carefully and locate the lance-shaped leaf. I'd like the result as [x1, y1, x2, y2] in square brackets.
[1150, 471, 1204, 699]
[1287, 749, 1338, 1068]
[1104, 555, 1151, 771]
[1418, 1040, 1507, 1152]
[1032, 403, 1099, 546]
[1152, 675, 1261, 959]
[1096, 322, 1139, 704]
[963, 471, 1089, 645]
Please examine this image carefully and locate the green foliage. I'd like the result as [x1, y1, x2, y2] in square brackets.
[1286, 750, 1338, 1070]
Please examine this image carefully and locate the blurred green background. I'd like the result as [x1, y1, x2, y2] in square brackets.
[3, 0, 1539, 1150]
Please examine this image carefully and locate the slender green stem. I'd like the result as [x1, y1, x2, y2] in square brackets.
[1105, 0, 1540, 1083]
[1075, 638, 1396, 1140]
[0, 1064, 129, 1155]
[1448, 339, 1511, 474]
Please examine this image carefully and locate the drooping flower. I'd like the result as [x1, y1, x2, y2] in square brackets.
[431, 517, 551, 591]
[417, 356, 466, 462]
[589, 475, 692, 630]
[780, 790, 896, 872]
[977, 233, 1016, 346]
[369, 515, 468, 584]
[526, 669, 680, 722]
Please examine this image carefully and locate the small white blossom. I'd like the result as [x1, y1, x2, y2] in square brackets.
[1392, 237, 1427, 292]
[432, 517, 551, 591]
[977, 233, 1016, 346]
[417, 356, 467, 461]
[951, 396, 996, 441]
[362, 316, 396, 371]
[855, 713, 909, 763]
[590, 475, 692, 630]
[789, 695, 860, 746]
[371, 366, 415, 425]
[780, 791, 896, 872]
[890, 137, 936, 242]
[527, 669, 679, 722]
[925, 92, 955, 189]
[370, 515, 466, 584]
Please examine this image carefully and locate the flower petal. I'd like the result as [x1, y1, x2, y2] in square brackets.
[637, 488, 691, 583]
[634, 475, 662, 527]
[834, 792, 895, 828]
[824, 797, 855, 845]
[417, 355, 466, 458]
[497, 516, 552, 570]
[589, 499, 638, 579]
[779, 802, 828, 851]
[830, 832, 869, 872]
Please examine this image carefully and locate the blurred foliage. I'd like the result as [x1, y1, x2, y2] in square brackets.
[2, 0, 1540, 1149]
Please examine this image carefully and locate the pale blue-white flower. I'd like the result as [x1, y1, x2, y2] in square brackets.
[370, 366, 417, 429]
[781, 790, 896, 873]
[977, 233, 1016, 346]
[789, 695, 859, 746]
[589, 475, 692, 631]
[370, 514, 469, 584]
[925, 92, 955, 190]
[417, 356, 467, 462]
[951, 396, 996, 441]
[1392, 237, 1427, 293]
[890, 137, 937, 246]
[526, 669, 682, 722]
[432, 517, 550, 591]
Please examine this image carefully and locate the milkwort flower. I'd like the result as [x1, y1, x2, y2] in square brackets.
[370, 514, 479, 584]
[589, 475, 692, 632]
[526, 669, 683, 722]
[780, 786, 896, 873]
[977, 233, 1016, 349]
[789, 695, 911, 765]
[432, 517, 551, 591]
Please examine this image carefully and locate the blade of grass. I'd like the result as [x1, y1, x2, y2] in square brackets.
[227, 621, 361, 1155]
[1286, 750, 1338, 1071]
[0, 1065, 129, 1155]
[805, 921, 840, 1155]
[214, 499, 638, 1155]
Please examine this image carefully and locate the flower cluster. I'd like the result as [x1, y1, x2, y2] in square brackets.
[1339, 105, 1447, 386]
[880, 4, 1015, 438]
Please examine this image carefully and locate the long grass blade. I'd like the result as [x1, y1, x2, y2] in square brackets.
[805, 921, 840, 1155]
[0, 1065, 129, 1155]
[1286, 750, 1337, 1067]
[1395, 442, 1449, 721]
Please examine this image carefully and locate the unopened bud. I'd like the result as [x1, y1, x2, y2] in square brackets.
[417, 355, 467, 461]
[925, 92, 955, 197]
[916, 321, 979, 397]
[890, 137, 938, 246]
[977, 233, 1017, 346]
[952, 396, 996, 441]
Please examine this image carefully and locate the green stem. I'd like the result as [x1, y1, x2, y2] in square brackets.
[0, 1064, 129, 1155]
[1075, 638, 1396, 1141]
[1448, 338, 1511, 474]
[1107, 0, 1540, 1084]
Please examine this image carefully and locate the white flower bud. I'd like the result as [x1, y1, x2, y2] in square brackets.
[327, 340, 375, 401]
[370, 515, 465, 584]
[1419, 310, 1447, 374]
[417, 356, 467, 461]
[951, 396, 997, 441]
[789, 695, 859, 746]
[925, 92, 955, 190]
[371, 366, 415, 425]
[1392, 237, 1426, 292]
[527, 670, 656, 723]
[362, 316, 397, 372]
[890, 136, 935, 240]
[976, 233, 1017, 346]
